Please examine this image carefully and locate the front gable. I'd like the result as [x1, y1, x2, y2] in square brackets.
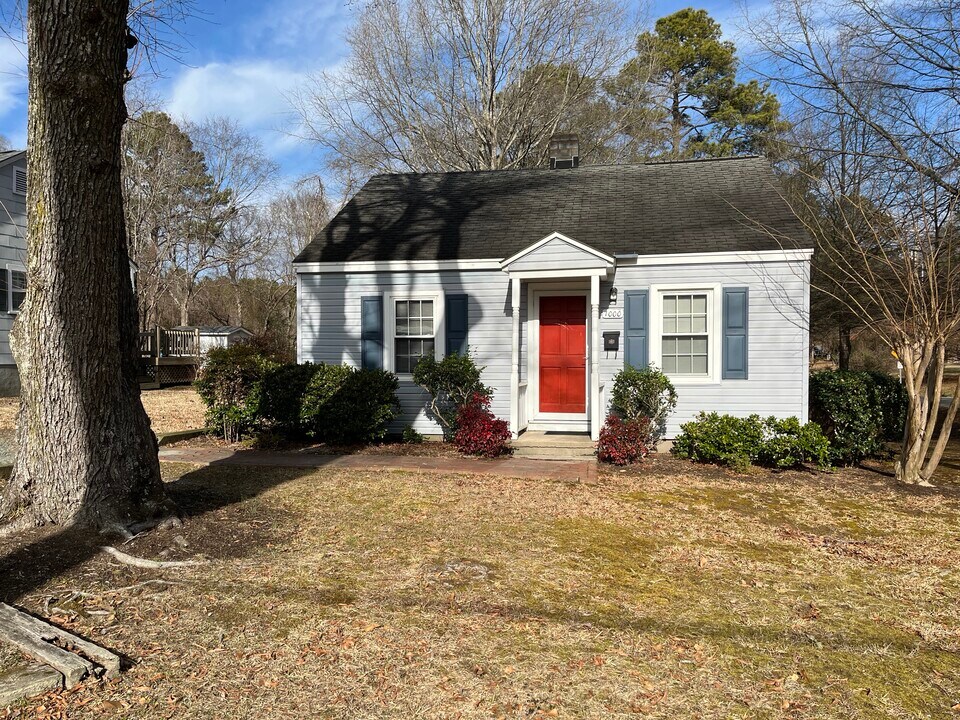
[500, 232, 614, 274]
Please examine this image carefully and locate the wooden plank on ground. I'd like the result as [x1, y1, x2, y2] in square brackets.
[0, 663, 63, 706]
[0, 603, 121, 687]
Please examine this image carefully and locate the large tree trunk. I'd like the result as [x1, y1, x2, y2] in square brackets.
[1, 0, 171, 532]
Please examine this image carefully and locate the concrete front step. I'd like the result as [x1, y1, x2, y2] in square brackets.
[511, 432, 596, 460]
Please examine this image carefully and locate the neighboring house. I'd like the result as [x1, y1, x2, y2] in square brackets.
[172, 325, 253, 353]
[293, 153, 813, 440]
[0, 150, 28, 396]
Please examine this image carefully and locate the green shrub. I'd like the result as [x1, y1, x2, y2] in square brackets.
[809, 370, 907, 464]
[412, 352, 490, 436]
[300, 365, 401, 444]
[256, 362, 324, 435]
[672, 413, 765, 470]
[610, 365, 677, 442]
[757, 416, 831, 469]
[672, 412, 830, 470]
[865, 371, 908, 441]
[402, 426, 425, 444]
[195, 344, 277, 442]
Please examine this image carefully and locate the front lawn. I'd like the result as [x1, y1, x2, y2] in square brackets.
[1, 459, 959, 718]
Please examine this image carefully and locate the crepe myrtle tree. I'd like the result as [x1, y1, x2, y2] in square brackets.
[749, 0, 960, 485]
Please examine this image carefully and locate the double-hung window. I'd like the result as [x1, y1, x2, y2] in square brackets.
[0, 266, 26, 314]
[394, 298, 436, 373]
[660, 292, 710, 376]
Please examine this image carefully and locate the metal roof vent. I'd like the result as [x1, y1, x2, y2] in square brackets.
[548, 134, 579, 169]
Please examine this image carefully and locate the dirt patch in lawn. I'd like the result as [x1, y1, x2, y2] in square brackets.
[0, 386, 207, 436]
[166, 431, 466, 458]
[2, 461, 960, 719]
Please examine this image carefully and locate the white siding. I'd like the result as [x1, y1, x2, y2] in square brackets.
[599, 259, 810, 437]
[299, 270, 512, 434]
[506, 237, 609, 272]
[0, 157, 27, 370]
[298, 257, 811, 438]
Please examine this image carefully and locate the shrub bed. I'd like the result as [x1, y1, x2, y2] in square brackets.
[256, 362, 325, 436]
[195, 344, 278, 442]
[672, 412, 830, 470]
[809, 370, 907, 465]
[597, 414, 651, 465]
[610, 365, 677, 443]
[453, 392, 511, 457]
[301, 365, 400, 444]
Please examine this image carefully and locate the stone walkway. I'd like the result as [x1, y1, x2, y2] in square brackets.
[158, 447, 598, 483]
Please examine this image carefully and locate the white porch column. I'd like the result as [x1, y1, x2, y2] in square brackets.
[509, 276, 521, 438]
[590, 274, 601, 441]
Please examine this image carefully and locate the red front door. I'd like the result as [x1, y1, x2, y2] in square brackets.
[539, 296, 586, 414]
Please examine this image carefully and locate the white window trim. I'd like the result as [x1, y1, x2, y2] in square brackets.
[12, 166, 26, 196]
[649, 283, 722, 386]
[5, 263, 26, 315]
[383, 290, 445, 378]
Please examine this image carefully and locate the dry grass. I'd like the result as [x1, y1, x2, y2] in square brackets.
[0, 386, 206, 435]
[2, 458, 960, 718]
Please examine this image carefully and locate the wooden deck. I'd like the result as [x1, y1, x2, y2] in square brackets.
[139, 328, 203, 387]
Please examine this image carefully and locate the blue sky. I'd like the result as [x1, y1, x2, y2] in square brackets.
[0, 0, 758, 187]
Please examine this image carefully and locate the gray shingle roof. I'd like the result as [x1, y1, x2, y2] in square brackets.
[294, 156, 811, 264]
[0, 150, 25, 168]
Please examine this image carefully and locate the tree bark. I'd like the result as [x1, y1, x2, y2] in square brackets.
[1, 0, 172, 531]
[838, 326, 852, 370]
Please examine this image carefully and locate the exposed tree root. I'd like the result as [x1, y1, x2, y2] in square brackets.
[100, 546, 204, 569]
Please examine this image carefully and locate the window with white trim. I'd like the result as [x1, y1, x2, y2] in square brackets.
[393, 298, 435, 373]
[661, 292, 709, 375]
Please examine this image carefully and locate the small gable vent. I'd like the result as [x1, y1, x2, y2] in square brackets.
[12, 167, 26, 196]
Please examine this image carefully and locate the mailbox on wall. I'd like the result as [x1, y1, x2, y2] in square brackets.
[603, 331, 620, 352]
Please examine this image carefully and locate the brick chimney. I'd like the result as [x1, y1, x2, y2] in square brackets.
[548, 134, 579, 169]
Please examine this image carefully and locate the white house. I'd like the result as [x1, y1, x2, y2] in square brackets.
[293, 153, 812, 440]
[0, 151, 28, 396]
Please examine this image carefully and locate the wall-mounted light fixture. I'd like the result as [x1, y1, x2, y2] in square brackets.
[609, 286, 618, 303]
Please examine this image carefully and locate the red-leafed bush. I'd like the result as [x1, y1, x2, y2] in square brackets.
[453, 392, 512, 457]
[596, 413, 651, 465]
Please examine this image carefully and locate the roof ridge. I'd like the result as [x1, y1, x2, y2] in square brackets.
[643, 154, 763, 165]
[367, 155, 766, 180]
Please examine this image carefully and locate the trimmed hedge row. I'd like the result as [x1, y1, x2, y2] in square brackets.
[672, 412, 831, 470]
[809, 370, 907, 465]
[196, 346, 400, 444]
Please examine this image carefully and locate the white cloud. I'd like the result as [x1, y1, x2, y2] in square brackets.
[165, 60, 304, 128]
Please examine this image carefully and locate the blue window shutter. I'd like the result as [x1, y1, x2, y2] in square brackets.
[361, 296, 383, 370]
[623, 289, 649, 368]
[445, 294, 468, 356]
[722, 287, 749, 379]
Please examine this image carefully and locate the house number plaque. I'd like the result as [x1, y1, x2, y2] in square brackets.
[600, 308, 623, 320]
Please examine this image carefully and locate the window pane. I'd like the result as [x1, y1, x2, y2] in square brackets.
[663, 316, 677, 333]
[662, 356, 677, 374]
[677, 355, 692, 374]
[692, 295, 707, 314]
[662, 337, 675, 355]
[677, 337, 691, 355]
[12, 271, 27, 291]
[12, 292, 25, 311]
[664, 296, 676, 314]
[692, 315, 707, 334]
[421, 338, 435, 359]
[422, 301, 433, 318]
[677, 315, 691, 333]
[678, 295, 691, 314]
[692, 355, 708, 374]
[396, 301, 409, 319]
[422, 317, 434, 335]
[693, 337, 708, 355]
[396, 319, 409, 336]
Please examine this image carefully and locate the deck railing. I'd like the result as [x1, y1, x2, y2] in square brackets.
[139, 327, 202, 361]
